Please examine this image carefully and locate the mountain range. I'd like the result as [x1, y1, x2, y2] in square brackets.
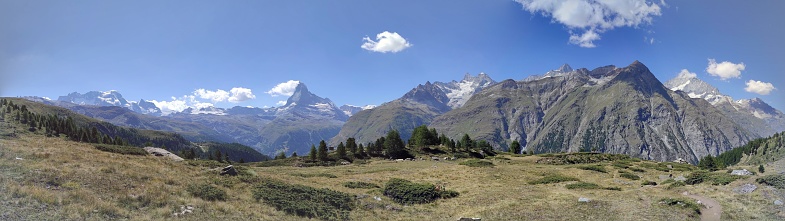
[26, 61, 784, 163]
[663, 74, 785, 137]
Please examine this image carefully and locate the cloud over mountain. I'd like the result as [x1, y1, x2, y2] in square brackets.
[745, 80, 776, 95]
[706, 59, 745, 80]
[266, 80, 300, 97]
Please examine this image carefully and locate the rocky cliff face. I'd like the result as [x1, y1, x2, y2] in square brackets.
[430, 61, 753, 163]
[332, 73, 496, 146]
[664, 74, 785, 137]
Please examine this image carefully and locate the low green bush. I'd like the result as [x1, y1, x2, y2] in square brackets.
[291, 173, 338, 178]
[383, 178, 458, 205]
[619, 172, 640, 180]
[343, 181, 379, 189]
[630, 167, 646, 173]
[252, 179, 353, 221]
[565, 182, 600, 190]
[528, 174, 579, 185]
[186, 183, 227, 201]
[642, 180, 657, 186]
[577, 165, 608, 173]
[666, 181, 686, 190]
[459, 159, 494, 168]
[756, 174, 785, 189]
[94, 144, 147, 155]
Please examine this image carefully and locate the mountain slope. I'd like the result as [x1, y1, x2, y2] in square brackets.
[332, 74, 496, 145]
[664, 74, 785, 137]
[430, 61, 753, 163]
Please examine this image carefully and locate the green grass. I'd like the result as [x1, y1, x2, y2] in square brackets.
[658, 198, 701, 217]
[93, 144, 148, 156]
[343, 181, 380, 189]
[290, 172, 338, 178]
[186, 183, 227, 201]
[528, 174, 580, 185]
[577, 165, 608, 173]
[459, 159, 495, 168]
[619, 172, 640, 180]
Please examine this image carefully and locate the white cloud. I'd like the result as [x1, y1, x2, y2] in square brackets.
[569, 29, 601, 48]
[706, 59, 745, 80]
[194, 89, 230, 102]
[194, 87, 256, 103]
[228, 87, 256, 103]
[515, 0, 663, 48]
[150, 95, 214, 116]
[361, 31, 412, 53]
[745, 80, 776, 95]
[266, 80, 300, 97]
[276, 100, 287, 106]
[677, 69, 697, 79]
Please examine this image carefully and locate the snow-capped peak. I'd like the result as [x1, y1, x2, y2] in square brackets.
[434, 73, 497, 109]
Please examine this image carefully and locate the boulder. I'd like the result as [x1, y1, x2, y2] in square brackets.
[674, 175, 687, 182]
[731, 169, 753, 176]
[733, 184, 757, 194]
[220, 165, 237, 176]
[775, 200, 783, 206]
[578, 197, 590, 203]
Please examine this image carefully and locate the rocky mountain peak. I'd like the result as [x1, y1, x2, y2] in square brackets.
[285, 82, 319, 106]
[557, 63, 573, 73]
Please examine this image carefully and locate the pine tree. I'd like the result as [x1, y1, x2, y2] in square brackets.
[309, 144, 317, 161]
[215, 150, 223, 162]
[357, 143, 366, 158]
[759, 165, 765, 173]
[291, 152, 298, 158]
[510, 140, 521, 154]
[461, 134, 473, 151]
[337, 142, 347, 160]
[318, 140, 329, 161]
[275, 151, 286, 160]
[346, 138, 358, 155]
[384, 130, 407, 159]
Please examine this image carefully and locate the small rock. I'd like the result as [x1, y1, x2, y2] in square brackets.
[356, 194, 369, 199]
[578, 197, 590, 203]
[385, 205, 401, 211]
[674, 176, 687, 182]
[220, 165, 237, 176]
[183, 209, 192, 214]
[775, 200, 783, 206]
[373, 196, 382, 201]
[14, 157, 22, 160]
[186, 205, 194, 210]
[731, 169, 753, 176]
[667, 165, 673, 169]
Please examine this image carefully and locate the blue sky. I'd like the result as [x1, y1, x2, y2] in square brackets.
[1, 0, 783, 112]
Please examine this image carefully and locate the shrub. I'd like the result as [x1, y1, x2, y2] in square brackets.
[252, 179, 354, 221]
[666, 181, 686, 190]
[565, 182, 600, 190]
[528, 174, 579, 185]
[658, 198, 701, 216]
[759, 165, 765, 173]
[630, 167, 646, 173]
[343, 181, 379, 189]
[577, 165, 607, 173]
[707, 173, 741, 185]
[756, 174, 785, 189]
[619, 172, 640, 180]
[537, 153, 631, 165]
[612, 161, 631, 169]
[603, 186, 622, 191]
[383, 178, 458, 205]
[186, 183, 227, 201]
[94, 144, 147, 155]
[642, 180, 657, 186]
[459, 159, 494, 168]
[684, 171, 709, 185]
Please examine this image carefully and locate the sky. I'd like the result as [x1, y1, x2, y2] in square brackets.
[1, 0, 783, 113]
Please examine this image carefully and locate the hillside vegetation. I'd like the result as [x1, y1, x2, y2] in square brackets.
[3, 120, 785, 220]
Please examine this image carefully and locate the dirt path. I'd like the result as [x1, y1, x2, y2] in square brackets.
[682, 191, 722, 221]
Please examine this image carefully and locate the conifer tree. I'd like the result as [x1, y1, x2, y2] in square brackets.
[337, 142, 347, 160]
[318, 140, 329, 161]
[510, 140, 522, 154]
[309, 144, 317, 161]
